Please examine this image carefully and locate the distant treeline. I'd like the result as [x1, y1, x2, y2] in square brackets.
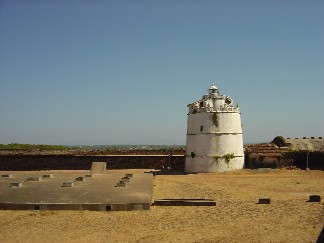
[0, 143, 69, 150]
[0, 143, 186, 151]
[77, 145, 186, 151]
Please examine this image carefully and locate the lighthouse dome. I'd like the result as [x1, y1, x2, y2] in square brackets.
[208, 83, 219, 97]
[208, 83, 218, 90]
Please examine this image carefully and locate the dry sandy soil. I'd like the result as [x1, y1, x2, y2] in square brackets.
[0, 169, 323, 242]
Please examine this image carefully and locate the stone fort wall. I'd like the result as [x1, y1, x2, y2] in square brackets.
[0, 147, 323, 171]
[0, 155, 185, 171]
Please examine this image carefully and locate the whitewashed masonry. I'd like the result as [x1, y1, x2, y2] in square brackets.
[185, 83, 244, 173]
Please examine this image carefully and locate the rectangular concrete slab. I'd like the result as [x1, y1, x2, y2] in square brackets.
[90, 162, 106, 175]
[0, 172, 153, 211]
[153, 199, 216, 206]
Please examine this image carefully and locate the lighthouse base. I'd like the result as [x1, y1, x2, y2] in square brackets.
[185, 156, 244, 173]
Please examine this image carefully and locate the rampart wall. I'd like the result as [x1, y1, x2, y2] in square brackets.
[0, 147, 323, 171]
[0, 155, 185, 171]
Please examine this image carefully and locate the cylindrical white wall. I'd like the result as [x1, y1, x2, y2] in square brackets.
[185, 156, 244, 173]
[187, 112, 242, 134]
[185, 110, 244, 173]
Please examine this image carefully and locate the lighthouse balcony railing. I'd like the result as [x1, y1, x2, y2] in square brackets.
[195, 107, 240, 113]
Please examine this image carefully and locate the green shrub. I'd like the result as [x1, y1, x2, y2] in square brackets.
[214, 153, 235, 163]
[223, 153, 235, 163]
[212, 112, 219, 127]
[0, 143, 69, 150]
[191, 152, 196, 158]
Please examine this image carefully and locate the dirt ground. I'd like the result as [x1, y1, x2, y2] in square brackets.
[0, 169, 323, 242]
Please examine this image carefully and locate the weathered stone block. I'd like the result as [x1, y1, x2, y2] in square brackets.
[258, 197, 270, 204]
[90, 162, 106, 175]
[308, 195, 321, 202]
[26, 177, 42, 181]
[121, 177, 130, 182]
[116, 181, 126, 187]
[10, 182, 22, 188]
[62, 181, 74, 187]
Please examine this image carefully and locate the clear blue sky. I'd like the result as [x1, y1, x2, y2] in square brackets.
[0, 0, 323, 145]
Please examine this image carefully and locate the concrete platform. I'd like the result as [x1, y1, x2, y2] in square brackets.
[0, 172, 153, 211]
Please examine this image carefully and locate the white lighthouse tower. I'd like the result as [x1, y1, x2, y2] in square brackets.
[185, 83, 244, 173]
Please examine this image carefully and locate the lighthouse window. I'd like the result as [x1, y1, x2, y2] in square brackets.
[200, 125, 203, 132]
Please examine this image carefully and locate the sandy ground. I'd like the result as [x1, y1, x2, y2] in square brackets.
[0, 169, 323, 243]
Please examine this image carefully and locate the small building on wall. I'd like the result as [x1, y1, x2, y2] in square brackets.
[244, 143, 289, 169]
[244, 136, 324, 169]
[271, 136, 324, 151]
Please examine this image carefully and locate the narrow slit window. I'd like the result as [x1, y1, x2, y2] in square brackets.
[200, 125, 203, 132]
